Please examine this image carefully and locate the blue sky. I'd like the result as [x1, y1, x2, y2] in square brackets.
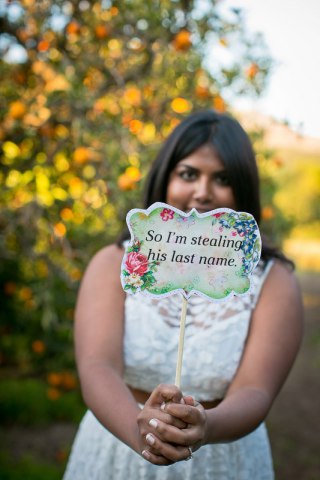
[220, 0, 320, 139]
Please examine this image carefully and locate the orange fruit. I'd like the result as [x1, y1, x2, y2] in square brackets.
[246, 63, 259, 80]
[171, 97, 192, 113]
[118, 174, 135, 191]
[37, 40, 50, 52]
[195, 85, 210, 99]
[95, 24, 110, 39]
[172, 30, 192, 51]
[32, 340, 46, 354]
[73, 146, 91, 164]
[213, 95, 226, 112]
[262, 206, 275, 221]
[66, 21, 80, 35]
[8, 100, 26, 119]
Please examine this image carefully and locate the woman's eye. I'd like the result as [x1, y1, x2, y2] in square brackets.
[179, 169, 197, 181]
[214, 172, 230, 186]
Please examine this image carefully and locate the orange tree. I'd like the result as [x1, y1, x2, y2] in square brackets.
[0, 0, 272, 373]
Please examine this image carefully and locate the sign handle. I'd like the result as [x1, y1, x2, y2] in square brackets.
[175, 295, 188, 388]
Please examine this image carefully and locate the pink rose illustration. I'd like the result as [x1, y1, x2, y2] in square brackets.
[160, 208, 175, 221]
[125, 252, 149, 276]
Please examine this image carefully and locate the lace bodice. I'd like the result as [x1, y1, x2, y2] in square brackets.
[123, 260, 273, 400]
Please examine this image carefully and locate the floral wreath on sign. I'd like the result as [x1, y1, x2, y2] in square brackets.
[213, 212, 261, 275]
[122, 240, 158, 293]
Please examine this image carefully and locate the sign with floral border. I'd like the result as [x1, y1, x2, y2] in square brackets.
[121, 202, 261, 301]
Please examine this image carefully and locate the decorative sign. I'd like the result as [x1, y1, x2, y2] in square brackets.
[121, 202, 261, 302]
[121, 202, 261, 387]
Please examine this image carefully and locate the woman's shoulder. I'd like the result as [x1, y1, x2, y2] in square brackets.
[266, 259, 300, 294]
[257, 259, 303, 318]
[82, 243, 125, 284]
[91, 243, 124, 264]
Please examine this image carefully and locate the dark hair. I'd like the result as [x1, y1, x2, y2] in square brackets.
[118, 110, 293, 266]
[144, 110, 260, 222]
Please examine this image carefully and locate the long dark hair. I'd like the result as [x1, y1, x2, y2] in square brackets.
[144, 110, 260, 221]
[118, 110, 293, 266]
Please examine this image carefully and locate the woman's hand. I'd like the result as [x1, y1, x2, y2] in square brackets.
[162, 398, 209, 453]
[137, 384, 208, 465]
[137, 384, 193, 465]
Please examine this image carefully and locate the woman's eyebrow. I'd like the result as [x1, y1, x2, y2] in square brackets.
[175, 163, 197, 169]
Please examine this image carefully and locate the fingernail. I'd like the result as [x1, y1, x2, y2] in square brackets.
[149, 418, 158, 429]
[160, 402, 166, 411]
[142, 450, 150, 459]
[146, 433, 155, 445]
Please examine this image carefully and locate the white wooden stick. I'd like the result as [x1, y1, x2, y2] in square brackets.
[175, 295, 188, 388]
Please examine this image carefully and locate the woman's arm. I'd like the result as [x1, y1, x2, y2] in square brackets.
[75, 244, 188, 464]
[75, 245, 142, 451]
[141, 261, 304, 451]
[204, 260, 303, 442]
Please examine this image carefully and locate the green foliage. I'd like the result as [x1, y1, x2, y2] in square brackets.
[0, 451, 64, 480]
[257, 144, 320, 247]
[0, 378, 85, 425]
[0, 1, 272, 374]
[246, 133, 295, 247]
[274, 154, 320, 226]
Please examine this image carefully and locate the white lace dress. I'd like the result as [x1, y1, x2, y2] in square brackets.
[64, 260, 274, 480]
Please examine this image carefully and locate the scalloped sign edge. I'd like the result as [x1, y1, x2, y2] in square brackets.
[120, 202, 262, 302]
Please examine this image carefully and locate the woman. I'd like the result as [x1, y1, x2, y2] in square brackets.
[64, 111, 303, 479]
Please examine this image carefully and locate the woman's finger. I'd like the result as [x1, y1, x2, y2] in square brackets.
[148, 412, 187, 430]
[143, 433, 193, 463]
[165, 402, 204, 425]
[137, 403, 188, 438]
[149, 403, 208, 450]
[141, 448, 174, 466]
[147, 417, 190, 445]
[145, 383, 183, 408]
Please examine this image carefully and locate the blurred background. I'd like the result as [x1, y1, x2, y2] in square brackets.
[0, 1, 319, 479]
